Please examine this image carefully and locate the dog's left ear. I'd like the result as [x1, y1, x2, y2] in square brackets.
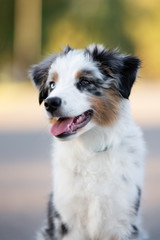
[86, 44, 141, 99]
[118, 55, 141, 98]
[29, 54, 57, 104]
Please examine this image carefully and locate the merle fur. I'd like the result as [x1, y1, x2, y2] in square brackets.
[86, 45, 141, 99]
[75, 70, 103, 96]
[76, 80, 103, 96]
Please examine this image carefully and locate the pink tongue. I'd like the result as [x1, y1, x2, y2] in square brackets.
[50, 117, 74, 136]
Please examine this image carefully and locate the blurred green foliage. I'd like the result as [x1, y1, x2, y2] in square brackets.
[0, 0, 160, 80]
[42, 0, 135, 54]
[42, 0, 71, 50]
[0, 0, 14, 63]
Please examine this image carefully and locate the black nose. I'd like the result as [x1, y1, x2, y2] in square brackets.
[44, 97, 62, 112]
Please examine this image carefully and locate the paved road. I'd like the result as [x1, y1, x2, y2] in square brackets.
[0, 128, 160, 240]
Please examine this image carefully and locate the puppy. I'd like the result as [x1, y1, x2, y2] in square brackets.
[30, 44, 146, 240]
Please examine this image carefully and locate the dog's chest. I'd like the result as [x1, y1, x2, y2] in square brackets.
[53, 145, 135, 239]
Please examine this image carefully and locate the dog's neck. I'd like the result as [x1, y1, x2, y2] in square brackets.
[76, 125, 117, 153]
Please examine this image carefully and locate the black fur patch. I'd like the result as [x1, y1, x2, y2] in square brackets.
[135, 186, 141, 214]
[86, 45, 122, 76]
[131, 225, 139, 238]
[61, 223, 68, 236]
[119, 56, 141, 98]
[45, 194, 55, 238]
[44, 194, 69, 239]
[39, 84, 48, 105]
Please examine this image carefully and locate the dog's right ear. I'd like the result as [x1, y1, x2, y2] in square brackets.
[29, 54, 57, 89]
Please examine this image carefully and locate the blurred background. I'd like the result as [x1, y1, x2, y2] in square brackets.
[0, 0, 160, 239]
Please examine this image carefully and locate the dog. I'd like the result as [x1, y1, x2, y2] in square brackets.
[30, 44, 146, 240]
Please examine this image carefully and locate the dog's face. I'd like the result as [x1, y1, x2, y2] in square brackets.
[30, 44, 140, 140]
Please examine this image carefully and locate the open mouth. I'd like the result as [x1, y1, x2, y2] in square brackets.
[50, 110, 93, 138]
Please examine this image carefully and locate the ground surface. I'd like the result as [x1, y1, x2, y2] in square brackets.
[0, 82, 160, 240]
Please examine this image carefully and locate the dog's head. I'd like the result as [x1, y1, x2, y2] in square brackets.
[29, 44, 140, 140]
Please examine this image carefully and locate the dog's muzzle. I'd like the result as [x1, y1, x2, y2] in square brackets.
[44, 97, 62, 113]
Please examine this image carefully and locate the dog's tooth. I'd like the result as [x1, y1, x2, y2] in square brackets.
[77, 118, 81, 123]
[79, 116, 83, 122]
[67, 124, 70, 130]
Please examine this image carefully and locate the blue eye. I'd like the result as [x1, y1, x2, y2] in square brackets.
[50, 81, 55, 90]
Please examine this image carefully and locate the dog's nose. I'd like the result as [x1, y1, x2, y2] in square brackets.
[44, 97, 62, 112]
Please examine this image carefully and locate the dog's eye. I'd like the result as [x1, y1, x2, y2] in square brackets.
[80, 78, 90, 87]
[50, 81, 55, 90]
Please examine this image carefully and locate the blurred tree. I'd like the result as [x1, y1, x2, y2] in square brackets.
[42, 0, 71, 54]
[76, 0, 134, 52]
[97, 0, 135, 53]
[0, 0, 14, 64]
[13, 0, 42, 80]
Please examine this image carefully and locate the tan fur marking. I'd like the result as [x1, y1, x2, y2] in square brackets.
[53, 72, 58, 82]
[89, 89, 121, 126]
[102, 66, 115, 78]
[75, 71, 83, 79]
